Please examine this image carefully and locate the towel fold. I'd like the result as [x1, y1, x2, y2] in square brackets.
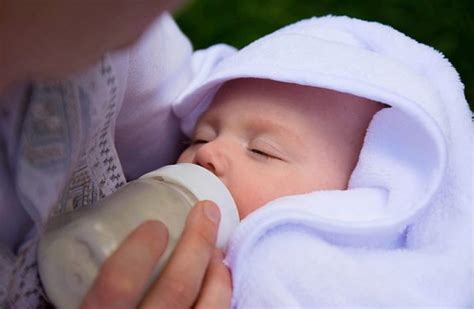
[175, 16, 473, 306]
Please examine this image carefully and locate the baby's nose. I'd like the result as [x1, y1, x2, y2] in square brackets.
[193, 141, 228, 177]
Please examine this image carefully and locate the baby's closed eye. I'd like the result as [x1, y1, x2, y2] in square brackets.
[191, 138, 209, 145]
[250, 148, 273, 158]
[248, 139, 286, 160]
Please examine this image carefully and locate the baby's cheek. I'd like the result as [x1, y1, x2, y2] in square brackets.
[176, 149, 193, 163]
[234, 185, 281, 219]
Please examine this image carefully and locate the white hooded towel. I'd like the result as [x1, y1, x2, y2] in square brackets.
[174, 16, 473, 307]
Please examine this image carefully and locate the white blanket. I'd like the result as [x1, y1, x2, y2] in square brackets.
[175, 16, 473, 307]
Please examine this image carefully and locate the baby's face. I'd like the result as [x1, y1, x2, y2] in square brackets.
[178, 78, 382, 219]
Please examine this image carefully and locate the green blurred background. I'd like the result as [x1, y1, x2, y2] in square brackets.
[175, 0, 473, 110]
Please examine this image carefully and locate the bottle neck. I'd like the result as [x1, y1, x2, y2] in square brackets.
[150, 176, 199, 207]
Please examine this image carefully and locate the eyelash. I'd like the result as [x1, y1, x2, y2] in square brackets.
[181, 138, 207, 146]
[185, 138, 278, 160]
[192, 139, 208, 145]
[250, 148, 274, 159]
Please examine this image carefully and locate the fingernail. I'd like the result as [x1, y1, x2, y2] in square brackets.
[203, 201, 220, 223]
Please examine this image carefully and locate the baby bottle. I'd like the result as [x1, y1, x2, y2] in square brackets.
[37, 163, 239, 309]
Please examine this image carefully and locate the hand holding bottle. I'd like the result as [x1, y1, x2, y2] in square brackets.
[38, 164, 239, 308]
[82, 201, 232, 309]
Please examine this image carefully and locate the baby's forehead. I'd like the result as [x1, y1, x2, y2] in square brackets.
[209, 78, 378, 117]
[197, 78, 382, 140]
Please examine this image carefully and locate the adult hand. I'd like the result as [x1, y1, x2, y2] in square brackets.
[81, 201, 232, 309]
[0, 0, 185, 90]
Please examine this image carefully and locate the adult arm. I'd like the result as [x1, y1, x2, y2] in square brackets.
[81, 201, 232, 308]
[0, 0, 185, 93]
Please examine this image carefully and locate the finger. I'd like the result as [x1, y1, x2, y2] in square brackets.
[81, 220, 169, 309]
[194, 249, 232, 309]
[140, 200, 221, 308]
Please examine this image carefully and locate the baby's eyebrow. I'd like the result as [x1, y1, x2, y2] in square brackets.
[195, 112, 218, 129]
[249, 117, 305, 147]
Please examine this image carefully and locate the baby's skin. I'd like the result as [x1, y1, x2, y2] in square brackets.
[178, 78, 383, 218]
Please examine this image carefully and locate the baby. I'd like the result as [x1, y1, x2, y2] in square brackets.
[178, 78, 383, 218]
[172, 15, 472, 307]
